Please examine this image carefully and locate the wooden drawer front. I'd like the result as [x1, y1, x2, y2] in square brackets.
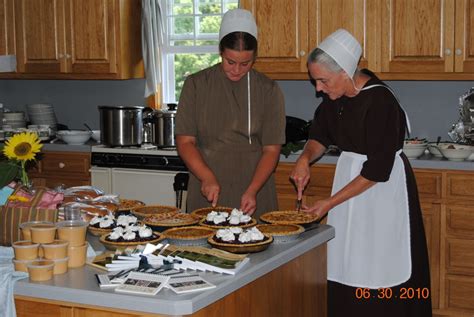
[413, 171, 442, 199]
[446, 204, 474, 236]
[447, 172, 474, 201]
[305, 165, 335, 197]
[445, 275, 474, 311]
[15, 298, 73, 317]
[41, 153, 90, 176]
[446, 238, 474, 274]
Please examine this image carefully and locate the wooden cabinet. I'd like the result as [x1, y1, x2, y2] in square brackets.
[379, 0, 474, 79]
[275, 163, 474, 316]
[240, 0, 374, 79]
[28, 151, 91, 188]
[0, 0, 15, 56]
[6, 0, 143, 79]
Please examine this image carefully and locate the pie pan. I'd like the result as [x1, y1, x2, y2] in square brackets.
[99, 232, 164, 251]
[199, 218, 257, 229]
[87, 225, 114, 237]
[191, 206, 233, 219]
[255, 224, 305, 243]
[131, 204, 179, 219]
[260, 210, 319, 225]
[162, 226, 215, 246]
[117, 199, 145, 212]
[144, 213, 200, 232]
[207, 234, 273, 254]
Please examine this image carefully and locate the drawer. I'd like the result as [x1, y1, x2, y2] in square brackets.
[446, 204, 474, 236]
[446, 238, 474, 274]
[413, 170, 442, 200]
[447, 172, 474, 201]
[36, 152, 90, 176]
[445, 275, 474, 311]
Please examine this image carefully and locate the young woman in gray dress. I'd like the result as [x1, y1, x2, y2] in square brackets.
[176, 9, 285, 217]
[290, 29, 432, 316]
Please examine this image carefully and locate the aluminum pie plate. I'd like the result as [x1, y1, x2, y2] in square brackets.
[162, 226, 215, 247]
[255, 224, 305, 243]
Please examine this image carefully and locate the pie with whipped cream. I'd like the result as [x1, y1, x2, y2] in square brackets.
[260, 211, 319, 225]
[88, 214, 139, 236]
[199, 208, 256, 229]
[208, 227, 273, 253]
[191, 206, 233, 219]
[99, 223, 162, 250]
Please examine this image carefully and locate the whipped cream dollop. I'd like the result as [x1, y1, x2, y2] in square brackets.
[229, 227, 243, 234]
[99, 216, 114, 228]
[89, 216, 101, 225]
[138, 225, 153, 238]
[216, 227, 265, 243]
[116, 215, 138, 227]
[122, 230, 136, 241]
[216, 228, 236, 242]
[108, 230, 122, 240]
[207, 208, 251, 225]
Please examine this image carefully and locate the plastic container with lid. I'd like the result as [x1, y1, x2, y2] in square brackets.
[27, 260, 55, 281]
[56, 220, 87, 246]
[12, 240, 39, 260]
[13, 258, 35, 273]
[19, 221, 55, 240]
[51, 257, 69, 275]
[41, 239, 69, 259]
[30, 223, 57, 244]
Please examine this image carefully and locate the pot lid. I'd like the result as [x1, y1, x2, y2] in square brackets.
[98, 105, 146, 110]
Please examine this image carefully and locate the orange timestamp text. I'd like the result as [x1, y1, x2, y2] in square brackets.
[355, 287, 430, 300]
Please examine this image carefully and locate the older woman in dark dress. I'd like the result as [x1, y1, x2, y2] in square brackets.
[290, 29, 432, 317]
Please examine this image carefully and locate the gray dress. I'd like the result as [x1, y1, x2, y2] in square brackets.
[176, 64, 286, 217]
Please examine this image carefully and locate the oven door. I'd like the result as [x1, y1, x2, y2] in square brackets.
[90, 166, 187, 209]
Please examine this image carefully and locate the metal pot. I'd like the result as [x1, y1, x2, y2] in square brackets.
[152, 104, 177, 147]
[98, 105, 146, 147]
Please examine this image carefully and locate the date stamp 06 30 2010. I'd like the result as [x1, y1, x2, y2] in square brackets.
[355, 287, 430, 300]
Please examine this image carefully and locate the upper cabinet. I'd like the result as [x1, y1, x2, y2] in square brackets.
[4, 0, 143, 79]
[0, 0, 15, 56]
[379, 0, 474, 79]
[242, 0, 474, 80]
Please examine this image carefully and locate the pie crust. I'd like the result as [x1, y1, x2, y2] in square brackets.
[118, 199, 145, 211]
[260, 211, 319, 225]
[162, 226, 215, 240]
[144, 213, 200, 228]
[255, 223, 305, 236]
[199, 217, 257, 229]
[88, 225, 114, 237]
[191, 206, 233, 219]
[207, 234, 273, 254]
[131, 205, 179, 219]
[99, 232, 163, 251]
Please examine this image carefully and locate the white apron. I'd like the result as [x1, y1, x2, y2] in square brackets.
[327, 84, 411, 288]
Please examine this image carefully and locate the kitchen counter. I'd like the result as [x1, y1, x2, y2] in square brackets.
[280, 152, 474, 171]
[14, 224, 334, 316]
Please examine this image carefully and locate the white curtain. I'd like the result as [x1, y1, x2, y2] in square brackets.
[141, 0, 164, 99]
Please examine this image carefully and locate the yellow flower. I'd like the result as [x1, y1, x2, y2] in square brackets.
[3, 132, 42, 161]
[8, 195, 30, 202]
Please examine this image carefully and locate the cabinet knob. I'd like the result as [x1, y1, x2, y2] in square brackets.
[299, 50, 306, 57]
[445, 49, 452, 56]
[58, 53, 64, 58]
[455, 49, 462, 56]
[65, 54, 71, 59]
[59, 162, 65, 169]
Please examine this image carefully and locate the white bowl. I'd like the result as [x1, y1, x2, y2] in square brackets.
[436, 144, 474, 161]
[56, 130, 92, 145]
[403, 146, 426, 159]
[91, 130, 100, 142]
[427, 142, 453, 157]
[404, 139, 428, 147]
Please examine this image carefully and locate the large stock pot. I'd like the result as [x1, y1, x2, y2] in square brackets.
[98, 105, 147, 147]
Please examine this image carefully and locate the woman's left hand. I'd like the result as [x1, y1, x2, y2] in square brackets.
[240, 190, 257, 215]
[302, 199, 333, 219]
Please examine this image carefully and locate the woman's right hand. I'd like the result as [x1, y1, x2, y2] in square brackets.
[201, 176, 220, 207]
[290, 160, 311, 199]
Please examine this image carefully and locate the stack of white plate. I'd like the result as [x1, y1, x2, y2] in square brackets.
[3, 111, 27, 129]
[26, 104, 58, 128]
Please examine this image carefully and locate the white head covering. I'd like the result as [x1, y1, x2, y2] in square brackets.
[219, 9, 258, 41]
[317, 29, 362, 77]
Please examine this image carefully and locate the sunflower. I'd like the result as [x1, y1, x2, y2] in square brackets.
[3, 132, 42, 161]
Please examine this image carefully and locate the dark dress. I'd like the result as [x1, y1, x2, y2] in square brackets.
[308, 70, 432, 316]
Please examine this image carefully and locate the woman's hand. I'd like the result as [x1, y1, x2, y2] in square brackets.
[201, 176, 220, 207]
[302, 199, 333, 219]
[290, 160, 311, 200]
[240, 190, 257, 215]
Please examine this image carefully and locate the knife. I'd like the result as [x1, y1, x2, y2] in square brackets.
[296, 198, 302, 212]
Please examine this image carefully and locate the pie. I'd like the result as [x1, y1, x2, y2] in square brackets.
[99, 232, 163, 251]
[144, 212, 200, 228]
[260, 210, 319, 225]
[207, 233, 273, 254]
[191, 206, 233, 219]
[131, 205, 179, 219]
[199, 217, 257, 229]
[162, 226, 215, 241]
[118, 199, 145, 211]
[256, 224, 305, 242]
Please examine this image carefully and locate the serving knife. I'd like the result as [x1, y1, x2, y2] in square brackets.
[296, 198, 302, 212]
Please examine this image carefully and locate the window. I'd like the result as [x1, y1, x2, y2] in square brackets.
[161, 0, 238, 103]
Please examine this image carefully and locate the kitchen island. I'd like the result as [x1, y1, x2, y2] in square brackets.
[14, 224, 334, 317]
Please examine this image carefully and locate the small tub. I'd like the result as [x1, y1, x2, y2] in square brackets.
[20, 221, 54, 240]
[41, 240, 69, 260]
[12, 240, 39, 260]
[27, 260, 55, 281]
[67, 242, 88, 268]
[56, 220, 87, 247]
[30, 223, 57, 244]
[12, 258, 35, 273]
[52, 257, 69, 275]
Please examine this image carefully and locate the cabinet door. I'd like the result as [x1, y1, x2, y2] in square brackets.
[0, 0, 15, 56]
[240, 0, 309, 75]
[380, 0, 455, 73]
[312, 0, 375, 71]
[455, 0, 474, 72]
[64, 0, 118, 74]
[14, 0, 67, 73]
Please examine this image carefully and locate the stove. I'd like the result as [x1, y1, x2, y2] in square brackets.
[91, 145, 186, 171]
